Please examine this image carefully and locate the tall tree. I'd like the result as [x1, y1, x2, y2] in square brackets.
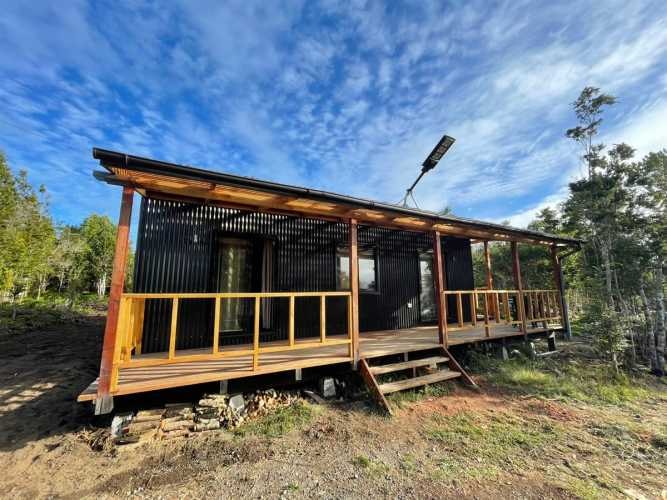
[80, 215, 116, 297]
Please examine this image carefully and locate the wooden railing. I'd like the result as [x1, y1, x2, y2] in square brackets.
[441, 289, 563, 339]
[110, 291, 353, 391]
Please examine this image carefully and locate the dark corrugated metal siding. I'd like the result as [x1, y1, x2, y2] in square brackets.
[133, 196, 474, 353]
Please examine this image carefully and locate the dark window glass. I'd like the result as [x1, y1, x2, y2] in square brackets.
[336, 247, 377, 292]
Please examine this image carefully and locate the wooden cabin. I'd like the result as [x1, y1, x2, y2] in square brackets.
[80, 148, 580, 414]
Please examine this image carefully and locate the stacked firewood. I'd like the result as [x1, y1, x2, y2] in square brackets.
[158, 403, 194, 440]
[113, 409, 163, 444]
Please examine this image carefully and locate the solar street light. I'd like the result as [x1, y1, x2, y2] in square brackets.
[399, 134, 456, 207]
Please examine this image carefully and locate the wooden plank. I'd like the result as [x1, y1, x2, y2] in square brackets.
[122, 291, 351, 299]
[378, 370, 460, 394]
[483, 292, 490, 337]
[442, 347, 477, 387]
[359, 359, 392, 416]
[134, 299, 145, 356]
[504, 292, 511, 324]
[253, 296, 260, 370]
[168, 298, 179, 359]
[369, 356, 449, 375]
[96, 186, 134, 411]
[212, 297, 220, 354]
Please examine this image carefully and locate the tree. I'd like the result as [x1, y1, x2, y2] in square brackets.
[80, 215, 116, 297]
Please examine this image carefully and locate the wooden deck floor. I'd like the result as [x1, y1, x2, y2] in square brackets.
[78, 323, 557, 401]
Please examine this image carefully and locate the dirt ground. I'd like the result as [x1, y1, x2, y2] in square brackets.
[1, 312, 666, 499]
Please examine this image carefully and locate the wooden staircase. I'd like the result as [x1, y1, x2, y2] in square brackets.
[359, 348, 476, 415]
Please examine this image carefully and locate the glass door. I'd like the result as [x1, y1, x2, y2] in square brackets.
[217, 238, 253, 332]
[419, 252, 437, 322]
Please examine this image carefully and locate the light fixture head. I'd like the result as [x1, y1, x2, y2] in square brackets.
[421, 134, 456, 172]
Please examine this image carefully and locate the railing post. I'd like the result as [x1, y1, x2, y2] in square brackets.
[483, 292, 490, 337]
[168, 298, 179, 359]
[253, 296, 260, 370]
[456, 292, 463, 328]
[213, 297, 221, 354]
[96, 186, 133, 415]
[289, 295, 295, 347]
[320, 295, 326, 343]
[432, 231, 447, 346]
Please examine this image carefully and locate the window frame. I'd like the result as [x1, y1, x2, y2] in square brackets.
[335, 245, 380, 294]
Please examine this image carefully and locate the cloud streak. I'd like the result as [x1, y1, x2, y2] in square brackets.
[0, 0, 665, 233]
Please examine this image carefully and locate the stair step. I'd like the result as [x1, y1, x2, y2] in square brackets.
[378, 370, 461, 394]
[370, 356, 449, 375]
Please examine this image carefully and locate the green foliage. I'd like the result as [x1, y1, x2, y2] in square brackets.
[80, 214, 116, 297]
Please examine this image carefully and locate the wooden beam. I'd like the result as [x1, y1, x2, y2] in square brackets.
[432, 231, 447, 346]
[484, 241, 495, 317]
[349, 219, 360, 364]
[95, 186, 134, 414]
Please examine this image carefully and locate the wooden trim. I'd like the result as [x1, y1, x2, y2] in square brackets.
[96, 186, 133, 409]
[122, 291, 351, 299]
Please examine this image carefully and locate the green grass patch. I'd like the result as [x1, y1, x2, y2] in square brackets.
[424, 410, 561, 480]
[351, 454, 389, 476]
[233, 402, 316, 438]
[469, 351, 658, 406]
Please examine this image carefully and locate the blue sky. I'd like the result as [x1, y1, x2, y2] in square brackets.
[1, 0, 666, 234]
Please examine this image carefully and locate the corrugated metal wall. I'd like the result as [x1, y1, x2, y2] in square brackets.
[133, 196, 474, 353]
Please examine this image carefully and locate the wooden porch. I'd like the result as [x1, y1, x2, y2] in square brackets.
[78, 310, 561, 402]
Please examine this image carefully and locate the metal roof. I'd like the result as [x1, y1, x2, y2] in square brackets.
[92, 147, 581, 247]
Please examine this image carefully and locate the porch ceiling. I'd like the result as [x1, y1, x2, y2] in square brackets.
[92, 148, 581, 248]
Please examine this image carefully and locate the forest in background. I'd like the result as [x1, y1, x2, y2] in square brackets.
[0, 154, 131, 321]
[473, 87, 666, 375]
[0, 87, 665, 376]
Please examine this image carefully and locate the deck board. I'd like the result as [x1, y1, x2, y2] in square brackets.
[78, 323, 558, 401]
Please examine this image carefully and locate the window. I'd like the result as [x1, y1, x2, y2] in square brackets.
[336, 247, 378, 292]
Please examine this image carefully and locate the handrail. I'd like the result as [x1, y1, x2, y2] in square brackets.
[110, 291, 353, 392]
[439, 289, 563, 341]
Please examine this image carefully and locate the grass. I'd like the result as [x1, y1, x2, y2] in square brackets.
[232, 402, 317, 438]
[468, 350, 661, 406]
[0, 292, 106, 334]
[351, 454, 390, 477]
[386, 381, 452, 408]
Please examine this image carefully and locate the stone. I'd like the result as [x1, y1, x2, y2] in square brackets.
[319, 377, 336, 398]
[111, 413, 133, 438]
[228, 394, 245, 414]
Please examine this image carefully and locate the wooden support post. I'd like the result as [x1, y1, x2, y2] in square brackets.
[483, 293, 490, 337]
[484, 241, 495, 318]
[511, 241, 528, 340]
[95, 186, 133, 415]
[213, 297, 221, 354]
[253, 296, 260, 370]
[551, 245, 571, 338]
[432, 231, 447, 346]
[456, 292, 463, 328]
[349, 219, 360, 364]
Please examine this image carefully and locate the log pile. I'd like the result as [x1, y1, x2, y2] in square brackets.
[158, 403, 195, 440]
[112, 389, 304, 444]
